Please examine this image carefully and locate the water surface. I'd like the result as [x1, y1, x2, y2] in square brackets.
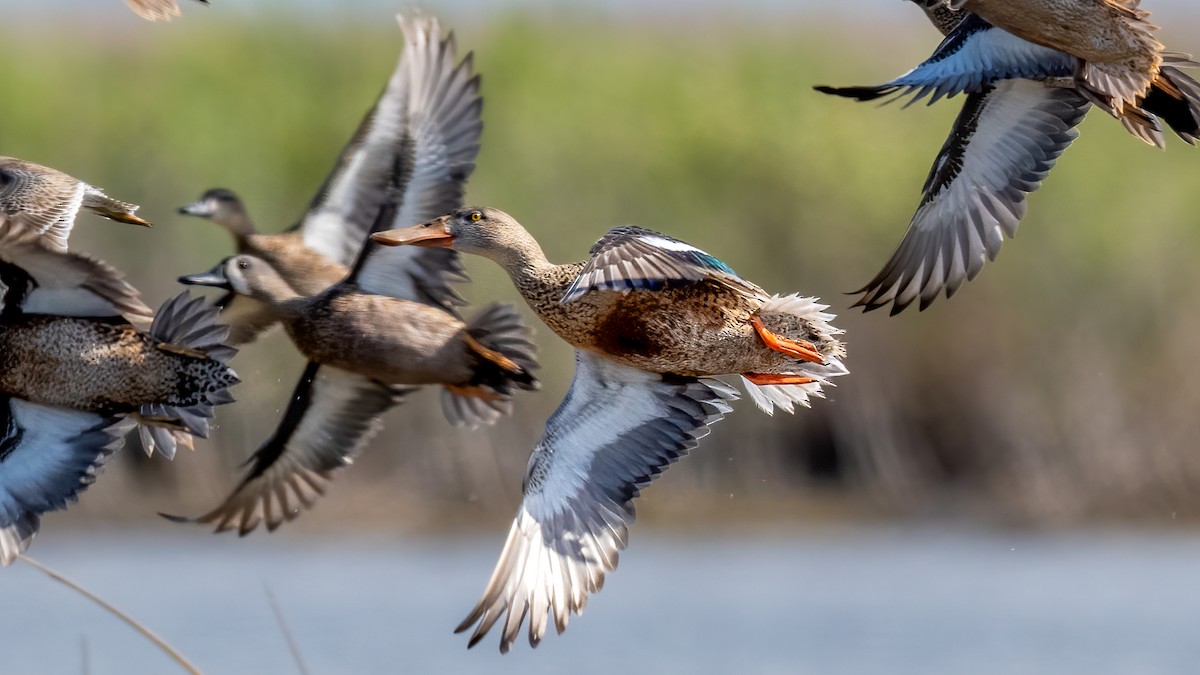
[3, 526, 1199, 674]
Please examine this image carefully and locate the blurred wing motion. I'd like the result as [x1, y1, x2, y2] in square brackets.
[351, 15, 482, 310]
[814, 15, 1074, 107]
[125, 0, 208, 22]
[0, 237, 153, 324]
[0, 399, 126, 565]
[165, 364, 408, 535]
[300, 15, 480, 312]
[854, 80, 1090, 314]
[561, 226, 755, 303]
[457, 351, 738, 652]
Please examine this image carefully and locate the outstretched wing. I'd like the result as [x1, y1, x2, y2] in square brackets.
[166, 363, 408, 535]
[855, 79, 1091, 314]
[560, 226, 757, 303]
[0, 399, 125, 565]
[815, 15, 1075, 107]
[0, 237, 152, 324]
[299, 15, 480, 312]
[456, 351, 738, 652]
[349, 15, 481, 310]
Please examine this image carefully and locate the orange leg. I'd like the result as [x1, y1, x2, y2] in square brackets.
[464, 333, 522, 374]
[749, 315, 825, 364]
[445, 383, 505, 402]
[742, 372, 817, 386]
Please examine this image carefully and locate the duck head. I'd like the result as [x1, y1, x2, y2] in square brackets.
[179, 254, 295, 305]
[370, 207, 533, 264]
[178, 188, 254, 236]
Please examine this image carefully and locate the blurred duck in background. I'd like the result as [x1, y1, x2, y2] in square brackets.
[817, 0, 1200, 314]
[0, 159, 238, 564]
[125, 0, 208, 22]
[373, 207, 848, 652]
[0, 156, 149, 251]
[166, 14, 541, 537]
[178, 14, 476, 344]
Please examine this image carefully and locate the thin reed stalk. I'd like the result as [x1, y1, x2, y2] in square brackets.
[19, 555, 203, 675]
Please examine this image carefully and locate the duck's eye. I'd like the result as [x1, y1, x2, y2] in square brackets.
[237, 260, 249, 270]
[470, 211, 482, 222]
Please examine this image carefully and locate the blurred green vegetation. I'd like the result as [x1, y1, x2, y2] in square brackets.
[4, 9, 1200, 531]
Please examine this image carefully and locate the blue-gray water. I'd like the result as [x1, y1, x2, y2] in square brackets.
[3, 526, 1200, 674]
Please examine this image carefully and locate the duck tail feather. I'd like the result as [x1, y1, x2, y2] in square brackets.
[466, 303, 541, 390]
[1143, 66, 1200, 144]
[131, 292, 239, 458]
[444, 303, 541, 428]
[150, 291, 238, 363]
[81, 185, 151, 226]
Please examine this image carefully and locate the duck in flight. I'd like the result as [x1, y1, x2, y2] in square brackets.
[0, 156, 149, 252]
[170, 201, 539, 536]
[372, 207, 848, 652]
[0, 205, 237, 563]
[817, 1, 1200, 314]
[178, 14, 477, 344]
[918, 0, 1187, 123]
[165, 16, 538, 536]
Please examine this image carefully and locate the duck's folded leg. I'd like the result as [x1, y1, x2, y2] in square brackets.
[463, 333, 522, 374]
[749, 315, 825, 364]
[741, 373, 817, 386]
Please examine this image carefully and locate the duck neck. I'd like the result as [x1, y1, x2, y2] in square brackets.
[246, 272, 302, 310]
[487, 230, 560, 300]
[219, 208, 256, 241]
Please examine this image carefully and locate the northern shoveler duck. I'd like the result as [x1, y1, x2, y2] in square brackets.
[178, 14, 478, 344]
[0, 156, 149, 252]
[125, 0, 208, 21]
[371, 207, 848, 652]
[0, 231, 238, 564]
[816, 1, 1200, 314]
[167, 198, 538, 537]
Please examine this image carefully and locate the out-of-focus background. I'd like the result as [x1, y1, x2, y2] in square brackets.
[4, 0, 1200, 672]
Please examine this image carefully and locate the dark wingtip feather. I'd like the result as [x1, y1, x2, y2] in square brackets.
[813, 84, 898, 102]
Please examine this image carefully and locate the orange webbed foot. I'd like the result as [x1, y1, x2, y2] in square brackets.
[742, 373, 817, 386]
[750, 315, 825, 364]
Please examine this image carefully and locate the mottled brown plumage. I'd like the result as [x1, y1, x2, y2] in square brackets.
[374, 208, 845, 378]
[0, 315, 230, 414]
[949, 0, 1173, 117]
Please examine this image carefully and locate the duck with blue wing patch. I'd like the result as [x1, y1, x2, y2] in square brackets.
[0, 232, 238, 564]
[816, 0, 1200, 314]
[373, 207, 848, 652]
